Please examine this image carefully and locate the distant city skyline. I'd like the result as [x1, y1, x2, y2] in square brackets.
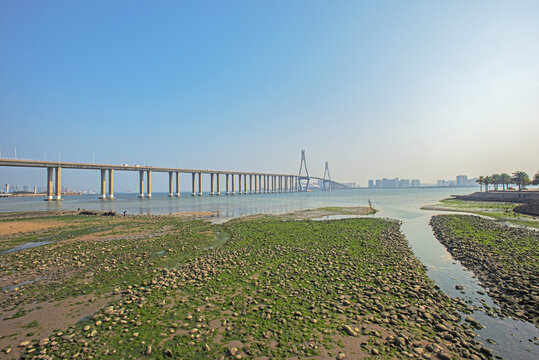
[1, 1, 538, 192]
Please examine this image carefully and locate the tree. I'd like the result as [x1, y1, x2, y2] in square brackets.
[476, 176, 485, 192]
[512, 171, 530, 192]
[491, 174, 502, 191]
[500, 173, 511, 191]
[533, 171, 539, 186]
[484, 176, 491, 192]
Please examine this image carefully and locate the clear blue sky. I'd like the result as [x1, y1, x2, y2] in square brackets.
[1, 1, 538, 191]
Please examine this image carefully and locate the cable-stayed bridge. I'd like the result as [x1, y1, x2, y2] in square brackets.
[0, 150, 349, 200]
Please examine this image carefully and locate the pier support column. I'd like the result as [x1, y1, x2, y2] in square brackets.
[210, 173, 214, 195]
[216, 174, 220, 195]
[285, 176, 288, 192]
[175, 172, 180, 197]
[249, 175, 253, 194]
[100, 169, 106, 199]
[244, 174, 247, 194]
[192, 173, 196, 196]
[168, 172, 173, 197]
[238, 174, 242, 194]
[46, 167, 54, 201]
[198, 172, 202, 196]
[146, 170, 152, 198]
[55, 167, 62, 200]
[226, 174, 229, 195]
[231, 174, 235, 195]
[279, 176, 282, 193]
[108, 169, 114, 199]
[273, 176, 276, 193]
[259, 175, 262, 193]
[139, 171, 145, 198]
[254, 175, 258, 194]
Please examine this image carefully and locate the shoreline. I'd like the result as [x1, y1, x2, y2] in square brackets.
[0, 210, 489, 359]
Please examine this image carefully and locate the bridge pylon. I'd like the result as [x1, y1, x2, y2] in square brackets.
[322, 161, 332, 191]
[298, 149, 310, 191]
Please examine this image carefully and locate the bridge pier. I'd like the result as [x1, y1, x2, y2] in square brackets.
[175, 172, 180, 197]
[55, 167, 62, 200]
[139, 171, 144, 198]
[146, 170, 152, 198]
[108, 169, 114, 199]
[168, 172, 174, 197]
[231, 173, 235, 195]
[244, 174, 247, 194]
[191, 173, 196, 196]
[46, 167, 54, 201]
[238, 174, 242, 194]
[225, 174, 229, 195]
[100, 169, 106, 199]
[198, 172, 202, 196]
[210, 173, 214, 195]
[216, 173, 220, 195]
[249, 174, 253, 194]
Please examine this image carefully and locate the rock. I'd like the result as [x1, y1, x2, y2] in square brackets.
[229, 347, 238, 356]
[104, 306, 114, 315]
[371, 348, 379, 355]
[337, 352, 346, 359]
[146, 345, 152, 355]
[455, 285, 464, 290]
[38, 338, 49, 346]
[342, 325, 358, 336]
[19, 341, 30, 347]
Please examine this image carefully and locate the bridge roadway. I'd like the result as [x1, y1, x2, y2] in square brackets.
[0, 159, 343, 201]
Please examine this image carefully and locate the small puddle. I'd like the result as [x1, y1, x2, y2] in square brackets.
[204, 231, 230, 250]
[1, 240, 54, 254]
[2, 277, 50, 291]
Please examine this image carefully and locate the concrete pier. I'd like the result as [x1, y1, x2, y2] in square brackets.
[249, 174, 253, 194]
[175, 172, 180, 197]
[46, 167, 54, 201]
[168, 172, 174, 197]
[226, 174, 229, 195]
[244, 174, 247, 194]
[210, 173, 214, 195]
[139, 171, 144, 198]
[238, 174, 242, 194]
[108, 169, 114, 199]
[146, 170, 152, 198]
[191, 173, 196, 196]
[231, 173, 235, 195]
[55, 167, 62, 200]
[216, 174, 220, 195]
[100, 169, 106, 199]
[197, 172, 202, 196]
[263, 175, 267, 193]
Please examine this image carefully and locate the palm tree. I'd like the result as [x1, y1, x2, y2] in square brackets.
[533, 171, 539, 186]
[484, 176, 491, 192]
[476, 176, 485, 192]
[500, 173, 511, 191]
[491, 174, 502, 191]
[512, 171, 530, 192]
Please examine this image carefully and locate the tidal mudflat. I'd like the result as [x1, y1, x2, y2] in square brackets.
[0, 209, 491, 359]
[430, 215, 539, 325]
[422, 199, 539, 229]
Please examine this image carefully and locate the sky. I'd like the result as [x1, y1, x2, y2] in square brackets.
[1, 0, 538, 191]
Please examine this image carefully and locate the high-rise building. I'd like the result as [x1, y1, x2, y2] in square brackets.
[399, 179, 410, 188]
[375, 179, 382, 188]
[411, 179, 420, 187]
[368, 180, 374, 188]
[456, 175, 468, 186]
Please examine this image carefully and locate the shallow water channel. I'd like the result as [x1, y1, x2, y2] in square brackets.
[374, 204, 538, 360]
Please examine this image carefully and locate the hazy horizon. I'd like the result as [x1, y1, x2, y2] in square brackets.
[1, 1, 538, 191]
